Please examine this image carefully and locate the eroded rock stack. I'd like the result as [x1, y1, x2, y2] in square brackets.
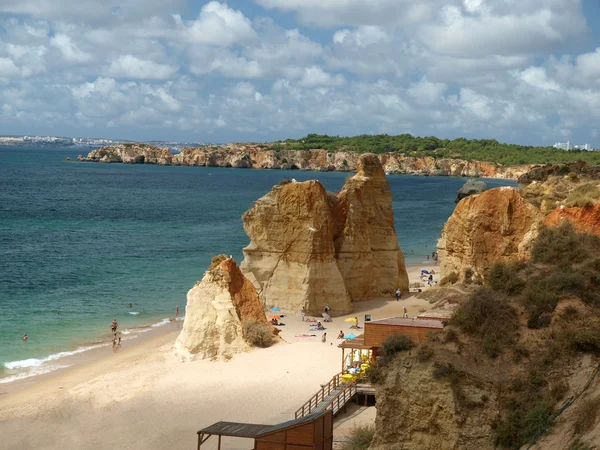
[174, 255, 273, 361]
[438, 187, 541, 282]
[240, 154, 409, 315]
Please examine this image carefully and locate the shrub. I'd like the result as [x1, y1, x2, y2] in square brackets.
[279, 179, 292, 185]
[415, 342, 434, 361]
[565, 182, 600, 207]
[381, 334, 413, 363]
[341, 424, 375, 450]
[532, 223, 600, 266]
[343, 159, 348, 166]
[451, 288, 519, 357]
[556, 319, 600, 353]
[573, 396, 600, 434]
[464, 268, 474, 284]
[444, 328, 460, 343]
[440, 271, 459, 286]
[486, 261, 526, 295]
[432, 362, 459, 384]
[494, 401, 552, 449]
[242, 320, 275, 348]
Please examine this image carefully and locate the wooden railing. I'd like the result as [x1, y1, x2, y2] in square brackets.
[326, 381, 357, 416]
[294, 372, 356, 419]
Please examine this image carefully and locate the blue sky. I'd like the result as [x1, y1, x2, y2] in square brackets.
[0, 0, 599, 146]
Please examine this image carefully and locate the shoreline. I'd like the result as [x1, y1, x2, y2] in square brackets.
[0, 264, 435, 397]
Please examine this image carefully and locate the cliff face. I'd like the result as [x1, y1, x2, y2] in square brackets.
[78, 143, 173, 165]
[370, 350, 501, 450]
[79, 143, 529, 179]
[240, 154, 409, 315]
[174, 255, 272, 361]
[334, 154, 409, 300]
[438, 187, 541, 281]
[544, 204, 600, 234]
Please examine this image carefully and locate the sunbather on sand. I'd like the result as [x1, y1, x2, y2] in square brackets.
[338, 330, 344, 339]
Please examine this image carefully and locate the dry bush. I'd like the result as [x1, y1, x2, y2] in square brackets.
[486, 261, 526, 296]
[573, 396, 600, 434]
[341, 424, 375, 450]
[415, 342, 434, 361]
[242, 320, 275, 348]
[381, 334, 413, 364]
[532, 223, 600, 266]
[556, 320, 600, 353]
[565, 182, 600, 207]
[451, 288, 519, 357]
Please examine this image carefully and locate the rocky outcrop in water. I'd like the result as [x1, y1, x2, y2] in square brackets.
[174, 255, 273, 361]
[455, 179, 487, 203]
[78, 143, 530, 179]
[240, 154, 409, 315]
[438, 187, 542, 282]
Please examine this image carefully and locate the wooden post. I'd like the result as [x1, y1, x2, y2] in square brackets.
[217, 435, 221, 450]
[197, 433, 202, 450]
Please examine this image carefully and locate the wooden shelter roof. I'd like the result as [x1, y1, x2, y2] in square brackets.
[367, 317, 444, 329]
[337, 334, 373, 350]
[197, 410, 329, 438]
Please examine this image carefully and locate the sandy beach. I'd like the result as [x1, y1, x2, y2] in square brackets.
[0, 265, 437, 450]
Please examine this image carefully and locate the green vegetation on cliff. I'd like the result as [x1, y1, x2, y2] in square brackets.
[279, 134, 600, 166]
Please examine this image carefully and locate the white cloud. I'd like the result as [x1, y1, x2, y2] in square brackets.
[49, 33, 92, 63]
[0, 57, 20, 77]
[519, 67, 561, 92]
[104, 55, 178, 80]
[180, 1, 256, 46]
[299, 66, 345, 87]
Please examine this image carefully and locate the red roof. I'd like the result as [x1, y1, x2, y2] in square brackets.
[366, 317, 444, 329]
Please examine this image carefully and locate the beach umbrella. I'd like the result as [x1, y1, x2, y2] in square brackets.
[344, 317, 357, 322]
[269, 307, 281, 312]
[344, 334, 357, 339]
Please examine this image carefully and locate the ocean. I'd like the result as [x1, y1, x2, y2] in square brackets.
[0, 145, 516, 383]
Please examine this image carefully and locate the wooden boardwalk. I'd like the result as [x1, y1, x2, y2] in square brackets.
[295, 373, 357, 419]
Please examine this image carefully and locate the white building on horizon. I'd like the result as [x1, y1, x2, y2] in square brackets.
[553, 141, 594, 151]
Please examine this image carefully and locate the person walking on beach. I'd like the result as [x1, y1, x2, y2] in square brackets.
[354, 317, 359, 328]
[112, 335, 117, 350]
[117, 337, 122, 349]
[111, 319, 118, 333]
[176, 306, 179, 318]
[428, 274, 433, 286]
[324, 304, 331, 315]
[395, 288, 401, 301]
[301, 307, 306, 322]
[403, 306, 408, 318]
[321, 333, 327, 343]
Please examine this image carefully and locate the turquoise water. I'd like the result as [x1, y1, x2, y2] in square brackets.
[0, 146, 516, 380]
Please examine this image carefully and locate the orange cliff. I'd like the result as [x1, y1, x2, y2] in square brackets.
[438, 187, 542, 282]
[544, 205, 600, 235]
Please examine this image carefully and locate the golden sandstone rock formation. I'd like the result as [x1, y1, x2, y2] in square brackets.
[175, 255, 273, 361]
[438, 187, 542, 282]
[240, 154, 409, 315]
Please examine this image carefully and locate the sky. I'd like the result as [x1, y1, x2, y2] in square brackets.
[0, 0, 599, 145]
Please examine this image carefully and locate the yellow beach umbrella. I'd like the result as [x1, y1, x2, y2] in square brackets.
[344, 317, 357, 322]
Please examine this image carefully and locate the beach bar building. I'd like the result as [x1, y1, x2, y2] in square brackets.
[364, 317, 444, 347]
[197, 409, 333, 450]
[338, 317, 444, 383]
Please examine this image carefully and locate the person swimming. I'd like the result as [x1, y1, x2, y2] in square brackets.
[22, 334, 28, 341]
